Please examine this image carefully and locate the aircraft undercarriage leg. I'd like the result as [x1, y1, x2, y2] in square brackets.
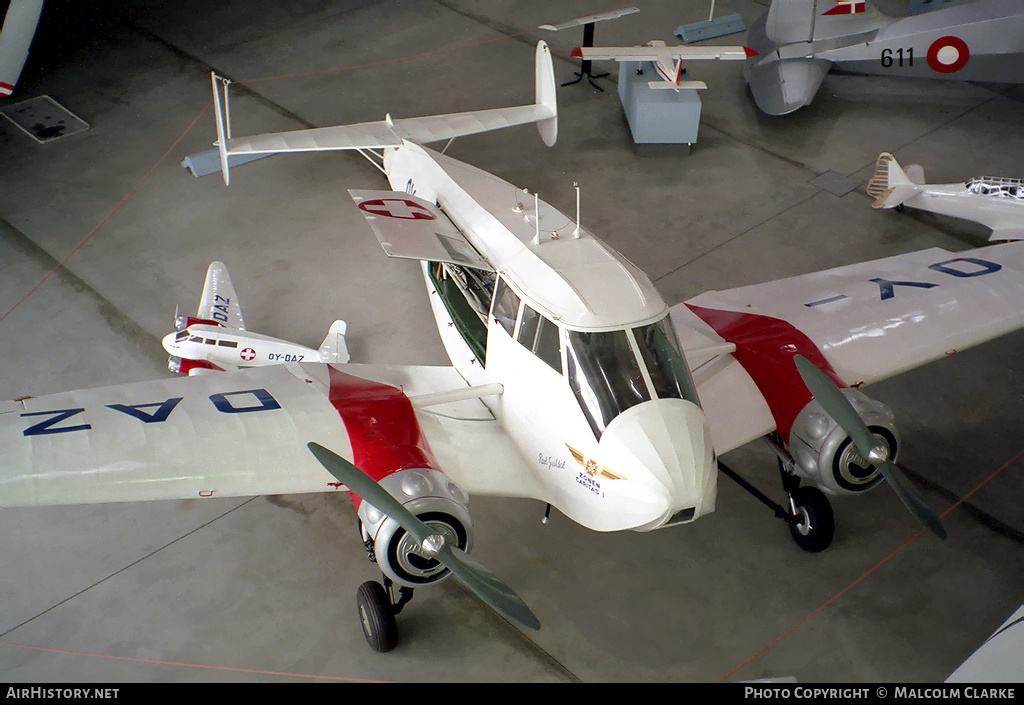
[356, 577, 414, 653]
[717, 460, 835, 553]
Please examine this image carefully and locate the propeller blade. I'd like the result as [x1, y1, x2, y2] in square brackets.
[307, 442, 541, 630]
[792, 356, 946, 540]
[876, 459, 947, 540]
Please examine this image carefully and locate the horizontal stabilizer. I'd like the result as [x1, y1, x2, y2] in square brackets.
[212, 41, 557, 184]
[318, 320, 350, 364]
[572, 44, 754, 62]
[649, 80, 707, 91]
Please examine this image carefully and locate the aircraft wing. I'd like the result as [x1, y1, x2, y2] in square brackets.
[0, 362, 544, 507]
[572, 45, 752, 62]
[685, 240, 1024, 392]
[673, 241, 1024, 454]
[538, 7, 639, 32]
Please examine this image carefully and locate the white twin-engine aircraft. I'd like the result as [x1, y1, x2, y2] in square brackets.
[570, 40, 755, 91]
[5, 41, 1024, 652]
[868, 152, 1024, 242]
[162, 261, 349, 375]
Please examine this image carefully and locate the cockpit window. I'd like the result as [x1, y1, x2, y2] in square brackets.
[633, 318, 701, 407]
[566, 316, 701, 439]
[566, 329, 651, 438]
[175, 331, 189, 342]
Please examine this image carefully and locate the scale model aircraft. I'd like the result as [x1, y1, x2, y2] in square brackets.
[5, 40, 1024, 652]
[162, 261, 349, 375]
[0, 0, 44, 97]
[744, 0, 1024, 115]
[867, 152, 1024, 241]
[571, 40, 755, 91]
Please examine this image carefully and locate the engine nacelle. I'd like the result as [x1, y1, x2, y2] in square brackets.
[357, 468, 474, 588]
[785, 389, 899, 495]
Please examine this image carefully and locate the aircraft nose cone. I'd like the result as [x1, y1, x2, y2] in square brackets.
[161, 332, 179, 355]
[597, 399, 717, 531]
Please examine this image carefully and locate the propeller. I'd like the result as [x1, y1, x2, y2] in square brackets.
[307, 442, 541, 630]
[792, 355, 947, 540]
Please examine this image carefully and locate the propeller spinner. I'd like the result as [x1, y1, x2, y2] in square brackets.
[792, 356, 947, 540]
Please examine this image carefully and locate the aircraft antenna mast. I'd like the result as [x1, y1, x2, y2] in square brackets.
[574, 182, 581, 238]
[535, 192, 540, 242]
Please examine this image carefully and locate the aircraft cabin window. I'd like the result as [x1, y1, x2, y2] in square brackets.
[218, 340, 238, 347]
[517, 305, 562, 373]
[491, 277, 521, 337]
[175, 331, 189, 342]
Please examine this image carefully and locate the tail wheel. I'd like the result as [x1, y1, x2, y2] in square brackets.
[356, 581, 398, 652]
[788, 486, 835, 553]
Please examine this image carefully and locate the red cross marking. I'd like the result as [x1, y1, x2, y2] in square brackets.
[359, 198, 436, 220]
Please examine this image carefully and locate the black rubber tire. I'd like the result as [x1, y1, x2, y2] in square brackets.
[788, 486, 835, 553]
[356, 581, 398, 652]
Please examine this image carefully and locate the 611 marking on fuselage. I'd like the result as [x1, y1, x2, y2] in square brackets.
[19, 388, 281, 436]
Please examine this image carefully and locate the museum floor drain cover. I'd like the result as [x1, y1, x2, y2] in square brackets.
[1, 95, 89, 143]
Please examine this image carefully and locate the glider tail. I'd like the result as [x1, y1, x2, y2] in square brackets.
[866, 152, 923, 209]
[318, 320, 350, 364]
[534, 40, 558, 147]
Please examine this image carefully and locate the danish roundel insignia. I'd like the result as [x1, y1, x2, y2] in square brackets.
[927, 36, 970, 74]
[359, 198, 436, 220]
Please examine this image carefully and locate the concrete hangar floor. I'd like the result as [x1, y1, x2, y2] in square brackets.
[0, 0, 1022, 684]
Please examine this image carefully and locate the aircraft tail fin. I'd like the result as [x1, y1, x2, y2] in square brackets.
[197, 261, 246, 330]
[765, 1, 883, 44]
[318, 320, 350, 364]
[866, 152, 922, 209]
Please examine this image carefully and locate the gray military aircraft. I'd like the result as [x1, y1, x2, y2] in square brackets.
[744, 0, 1024, 115]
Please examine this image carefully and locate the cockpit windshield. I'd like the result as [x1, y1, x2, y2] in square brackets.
[566, 316, 699, 439]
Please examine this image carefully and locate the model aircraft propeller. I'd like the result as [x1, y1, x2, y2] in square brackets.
[792, 356, 947, 540]
[306, 442, 542, 631]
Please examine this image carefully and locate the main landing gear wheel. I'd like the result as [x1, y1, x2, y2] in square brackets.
[717, 459, 836, 553]
[788, 486, 834, 553]
[356, 581, 398, 652]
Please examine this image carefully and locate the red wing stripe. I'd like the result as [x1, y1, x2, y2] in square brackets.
[326, 367, 441, 501]
[686, 304, 847, 444]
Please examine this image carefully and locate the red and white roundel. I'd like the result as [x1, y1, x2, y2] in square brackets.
[240, 347, 257, 361]
[358, 198, 436, 220]
[927, 36, 970, 74]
